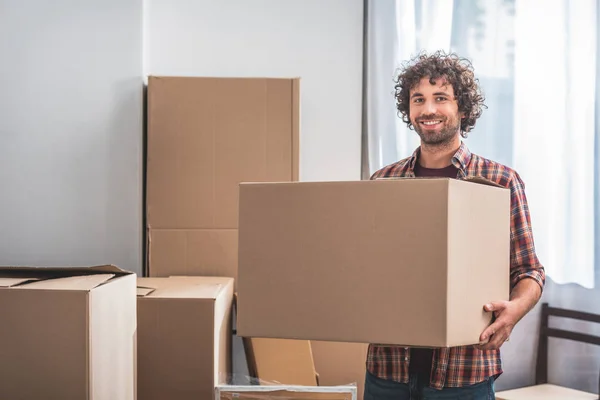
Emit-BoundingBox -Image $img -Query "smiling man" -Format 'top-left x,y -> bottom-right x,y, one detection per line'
364,51 -> 546,400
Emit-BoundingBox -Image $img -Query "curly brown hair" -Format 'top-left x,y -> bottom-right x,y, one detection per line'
394,50 -> 486,138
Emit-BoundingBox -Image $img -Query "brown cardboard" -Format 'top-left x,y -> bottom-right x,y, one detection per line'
0,265 -> 136,400
216,385 -> 357,400
145,76 -> 300,281
237,178 -> 511,347
495,384 -> 598,399
232,293 -> 319,387
244,337 -> 319,386
310,342 -> 368,400
137,276 -> 234,400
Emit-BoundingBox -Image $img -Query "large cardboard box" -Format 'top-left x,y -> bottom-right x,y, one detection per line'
137,276 -> 234,400
216,385 -> 357,400
237,177 -> 511,347
0,265 -> 136,400
145,76 -> 300,281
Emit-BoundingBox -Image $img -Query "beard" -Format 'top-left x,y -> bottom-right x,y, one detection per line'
413,114 -> 461,146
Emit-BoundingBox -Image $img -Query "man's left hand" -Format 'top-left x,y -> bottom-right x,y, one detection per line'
476,300 -> 519,351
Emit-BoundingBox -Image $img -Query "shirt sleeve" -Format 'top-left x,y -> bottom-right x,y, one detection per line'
508,172 -> 546,292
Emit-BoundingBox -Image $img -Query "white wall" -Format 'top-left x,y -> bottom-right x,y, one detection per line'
143,0 -> 364,182
0,1 -> 144,274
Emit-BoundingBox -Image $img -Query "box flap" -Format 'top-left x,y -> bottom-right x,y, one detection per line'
463,176 -> 505,188
0,277 -> 41,288
137,276 -> 231,299
374,176 -> 506,189
137,287 -> 156,296
16,274 -> 116,291
0,264 -> 132,276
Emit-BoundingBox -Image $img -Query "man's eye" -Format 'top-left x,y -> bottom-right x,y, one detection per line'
413,98 -> 423,103
436,97 -> 447,102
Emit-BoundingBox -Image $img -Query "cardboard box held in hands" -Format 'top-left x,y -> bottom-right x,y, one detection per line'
237,177 -> 511,348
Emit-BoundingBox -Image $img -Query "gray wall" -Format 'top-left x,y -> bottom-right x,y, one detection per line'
0,0 -> 144,274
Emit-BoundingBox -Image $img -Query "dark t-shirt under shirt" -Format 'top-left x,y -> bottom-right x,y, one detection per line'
410,162 -> 458,378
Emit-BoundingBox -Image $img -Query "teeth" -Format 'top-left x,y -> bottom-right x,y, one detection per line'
422,120 -> 441,125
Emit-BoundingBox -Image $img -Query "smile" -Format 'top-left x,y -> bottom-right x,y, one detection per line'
420,120 -> 442,126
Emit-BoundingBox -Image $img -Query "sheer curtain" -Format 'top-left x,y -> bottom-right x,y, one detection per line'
364,0 -> 598,289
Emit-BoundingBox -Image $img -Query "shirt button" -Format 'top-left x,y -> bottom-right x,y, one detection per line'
404,357 -> 408,361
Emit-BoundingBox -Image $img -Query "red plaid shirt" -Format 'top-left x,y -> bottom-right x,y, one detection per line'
366,142 -> 546,389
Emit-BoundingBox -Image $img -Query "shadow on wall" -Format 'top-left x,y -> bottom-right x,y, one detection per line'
107,77 -> 144,275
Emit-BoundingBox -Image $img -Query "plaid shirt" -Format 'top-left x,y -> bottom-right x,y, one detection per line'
366,142 -> 546,389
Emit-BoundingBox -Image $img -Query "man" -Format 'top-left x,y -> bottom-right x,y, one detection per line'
364,51 -> 546,400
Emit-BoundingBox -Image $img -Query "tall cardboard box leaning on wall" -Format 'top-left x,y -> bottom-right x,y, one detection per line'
237,176 -> 511,347
0,265 -> 136,400
145,76 -> 327,389
145,76 -> 300,283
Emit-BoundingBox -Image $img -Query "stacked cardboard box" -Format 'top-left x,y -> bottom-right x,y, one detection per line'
143,76 -> 362,399
137,276 -> 234,400
0,265 -> 137,400
145,75 -> 299,282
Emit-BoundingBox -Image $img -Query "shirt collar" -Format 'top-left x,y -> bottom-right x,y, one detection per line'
408,141 -> 472,172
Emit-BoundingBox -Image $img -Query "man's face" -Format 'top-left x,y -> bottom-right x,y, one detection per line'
409,77 -> 462,145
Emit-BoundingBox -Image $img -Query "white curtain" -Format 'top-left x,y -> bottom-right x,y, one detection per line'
364,0 -> 598,289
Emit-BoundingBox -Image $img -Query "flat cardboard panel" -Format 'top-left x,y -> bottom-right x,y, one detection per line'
237,179 -> 510,347
446,179 -> 511,346
137,277 -> 234,400
213,277 -> 234,387
244,338 -> 318,386
90,275 -> 137,400
146,76 -> 216,229
146,76 -> 299,279
138,298 -> 215,400
310,341 -> 368,400
0,290 -> 89,399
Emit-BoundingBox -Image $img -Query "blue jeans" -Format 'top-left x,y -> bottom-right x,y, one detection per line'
364,371 -> 496,400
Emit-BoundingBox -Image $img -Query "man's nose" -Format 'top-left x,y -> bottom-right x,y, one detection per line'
423,100 -> 437,114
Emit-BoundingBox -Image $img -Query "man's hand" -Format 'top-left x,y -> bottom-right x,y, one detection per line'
476,278 -> 543,351
476,301 -> 518,350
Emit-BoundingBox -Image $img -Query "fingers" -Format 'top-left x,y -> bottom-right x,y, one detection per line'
476,327 -> 511,351
484,300 -> 509,312
477,335 -> 506,350
480,321 -> 501,343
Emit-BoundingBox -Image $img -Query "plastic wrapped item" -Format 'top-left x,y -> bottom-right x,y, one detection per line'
215,384 -> 357,400
216,374 -> 357,400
